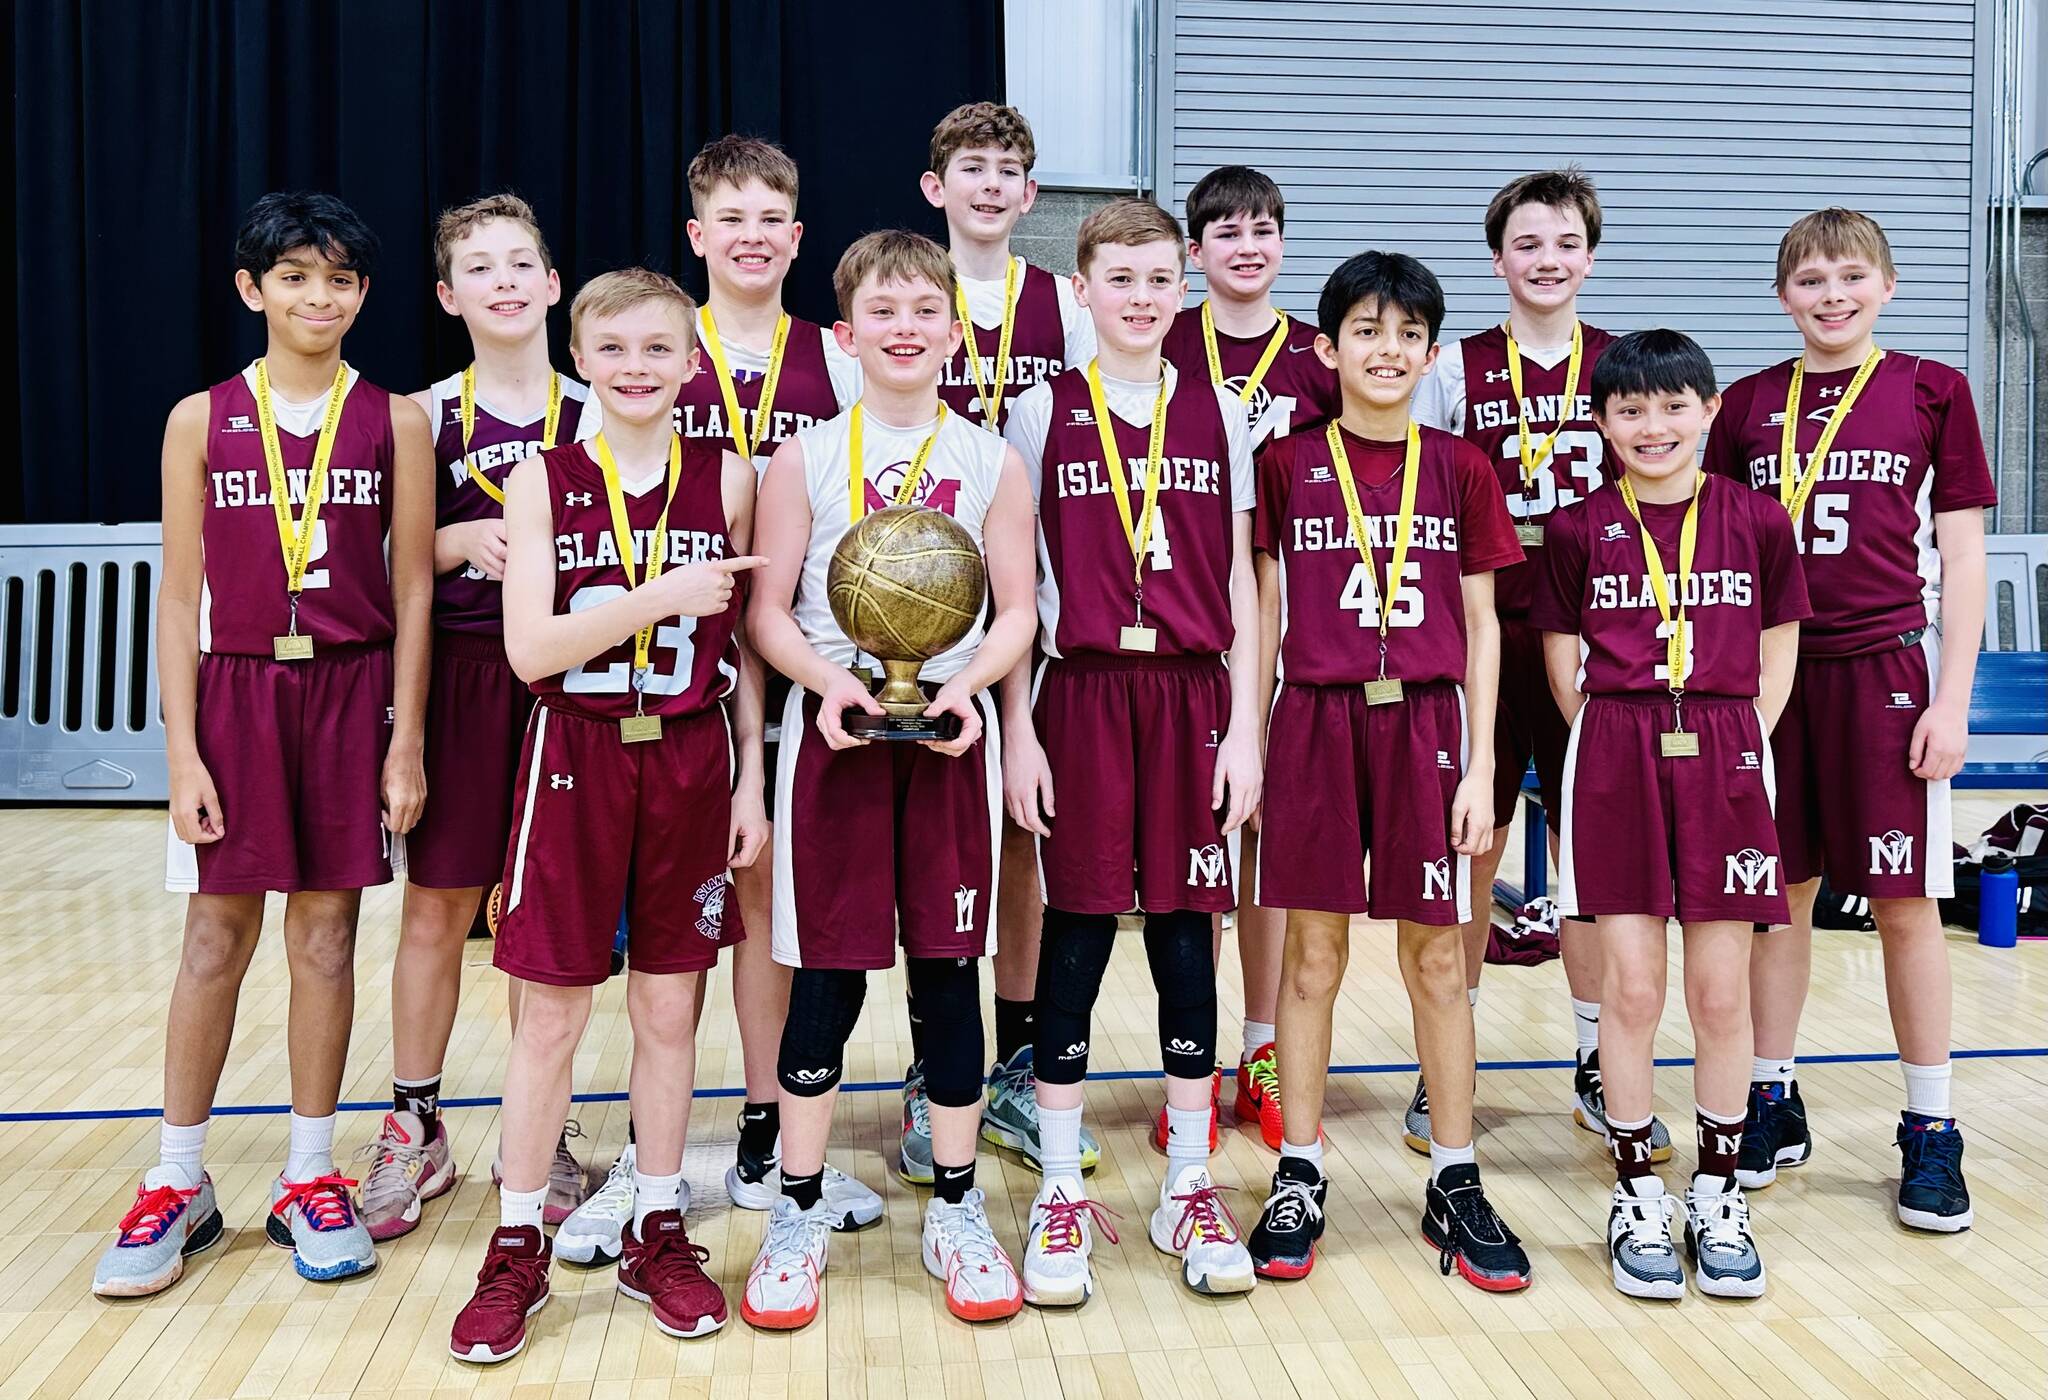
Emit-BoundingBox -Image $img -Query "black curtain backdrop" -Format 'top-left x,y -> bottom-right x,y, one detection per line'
4,0 -> 1003,525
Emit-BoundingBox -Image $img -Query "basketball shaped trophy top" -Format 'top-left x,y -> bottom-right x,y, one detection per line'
826,506 -> 988,736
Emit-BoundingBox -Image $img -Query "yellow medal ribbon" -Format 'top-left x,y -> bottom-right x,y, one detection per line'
700,307 -> 789,464
1087,360 -> 1171,601
1502,319 -> 1583,488
1202,301 -> 1290,405
955,257 -> 1018,424
254,358 -> 353,617
590,431 -> 685,686
846,401 -> 949,524
1617,472 -> 1704,694
460,365 -> 562,505
1778,346 -> 1884,525
1324,420 -> 1421,666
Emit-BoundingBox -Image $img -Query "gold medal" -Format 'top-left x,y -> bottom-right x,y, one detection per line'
460,365 -> 562,504
272,634 -> 315,661
1119,625 -> 1159,653
957,258 -> 1019,424
618,714 -> 663,744
1515,520 -> 1544,547
701,307 -> 789,464
254,359 -> 352,661
1660,730 -> 1700,758
1364,678 -> 1405,705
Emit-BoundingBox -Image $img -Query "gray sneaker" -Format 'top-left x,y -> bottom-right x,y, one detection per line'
1402,1074 -> 1431,1154
1572,1051 -> 1674,1161
1607,1181 -> 1684,1300
91,1170 -> 223,1297
979,1046 -> 1101,1174
1684,1175 -> 1766,1298
899,1061 -> 934,1185
355,1110 -> 456,1242
266,1173 -> 376,1281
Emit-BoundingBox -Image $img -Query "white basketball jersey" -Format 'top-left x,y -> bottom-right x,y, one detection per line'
790,406 -> 1006,684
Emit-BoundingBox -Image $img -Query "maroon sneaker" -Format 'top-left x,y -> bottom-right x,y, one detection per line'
617,1209 -> 727,1338
449,1225 -> 551,1363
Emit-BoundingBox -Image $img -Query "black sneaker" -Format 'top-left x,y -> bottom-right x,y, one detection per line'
1894,1112 -> 1972,1232
1248,1158 -> 1326,1279
1735,1080 -> 1813,1189
1422,1163 -> 1530,1292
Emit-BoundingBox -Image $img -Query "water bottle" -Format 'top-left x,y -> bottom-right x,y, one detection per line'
1977,855 -> 2020,948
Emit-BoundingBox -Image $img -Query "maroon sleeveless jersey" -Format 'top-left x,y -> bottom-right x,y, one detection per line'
1255,425 -> 1523,685
939,261 -> 1069,431
1457,322 -> 1619,619
201,365 -> 396,654
527,438 -> 740,720
1161,307 -> 1339,447
674,314 -> 842,456
429,373 -> 593,635
1702,352 -> 1996,657
1037,368 -> 1237,659
1528,477 -> 1810,698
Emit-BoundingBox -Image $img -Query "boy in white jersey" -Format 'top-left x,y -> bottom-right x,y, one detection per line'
741,231 -> 1038,1330
913,100 -> 1101,1183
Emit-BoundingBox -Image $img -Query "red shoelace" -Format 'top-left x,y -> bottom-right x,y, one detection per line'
118,1184 -> 199,1245
471,1241 -> 549,1308
640,1228 -> 716,1290
1037,1196 -> 1121,1255
271,1174 -> 360,1231
1168,1184 -> 1242,1251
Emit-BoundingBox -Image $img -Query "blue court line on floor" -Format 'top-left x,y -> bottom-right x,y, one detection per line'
5,1045 -> 2045,1124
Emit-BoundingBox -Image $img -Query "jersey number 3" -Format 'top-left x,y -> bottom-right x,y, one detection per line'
561,584 -> 699,695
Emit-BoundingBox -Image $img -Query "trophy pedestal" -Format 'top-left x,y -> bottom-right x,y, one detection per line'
841,659 -> 963,742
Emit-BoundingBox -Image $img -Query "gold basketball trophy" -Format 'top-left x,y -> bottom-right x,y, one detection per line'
827,506 -> 987,741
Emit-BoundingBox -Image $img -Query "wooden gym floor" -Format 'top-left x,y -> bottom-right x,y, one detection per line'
1,797 -> 2045,1399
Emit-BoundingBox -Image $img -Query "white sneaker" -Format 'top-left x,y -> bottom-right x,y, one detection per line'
1683,1175 -> 1766,1298
1608,1179 -> 1685,1300
741,1196 -> 832,1330
1148,1163 -> 1255,1296
555,1146 -> 691,1268
725,1154 -> 883,1232
1022,1176 -> 1117,1307
921,1188 -> 1024,1322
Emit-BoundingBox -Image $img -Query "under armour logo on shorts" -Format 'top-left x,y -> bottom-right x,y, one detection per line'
549,773 -> 574,790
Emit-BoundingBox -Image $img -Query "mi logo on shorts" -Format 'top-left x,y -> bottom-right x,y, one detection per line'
1187,844 -> 1228,888
1870,829 -> 1915,875
1484,368 -> 1512,384
565,491 -> 594,507
954,885 -> 979,934
549,773 -> 575,790
1723,847 -> 1779,896
693,875 -> 726,940
1422,856 -> 1453,902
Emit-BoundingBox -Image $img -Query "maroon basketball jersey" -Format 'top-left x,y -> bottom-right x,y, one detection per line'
1035,367 -> 1239,659
1703,352 -> 1995,657
200,364 -> 396,654
528,438 -> 741,720
1161,306 -> 1339,447
1457,322 -> 1619,619
674,313 -> 843,457
1255,425 -> 1523,685
429,372 -> 593,635
939,261 -> 1069,431
1529,476 -> 1811,698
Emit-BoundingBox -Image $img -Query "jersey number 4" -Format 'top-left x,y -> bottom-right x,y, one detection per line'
1339,560 -> 1423,628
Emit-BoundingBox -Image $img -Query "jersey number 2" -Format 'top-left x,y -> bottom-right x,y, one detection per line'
561,584 -> 698,695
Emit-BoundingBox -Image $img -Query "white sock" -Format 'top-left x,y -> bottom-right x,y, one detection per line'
1571,998 -> 1601,1060
1164,1103 -> 1210,1179
1467,986 -> 1480,1009
1240,1021 -> 1276,1064
1752,1055 -> 1795,1086
631,1167 -> 684,1232
284,1112 -> 336,1181
1429,1138 -> 1477,1183
1901,1059 -> 1952,1118
157,1118 -> 208,1190
1036,1102 -> 1083,1185
500,1184 -> 548,1230
1280,1137 -> 1324,1173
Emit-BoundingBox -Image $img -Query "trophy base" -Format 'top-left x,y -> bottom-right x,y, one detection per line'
842,709 -> 964,742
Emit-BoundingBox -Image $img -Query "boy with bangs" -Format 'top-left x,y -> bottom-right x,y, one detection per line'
1161,163 -> 1340,1155
361,193 -> 599,1246
742,230 -> 1039,1330
95,192 -> 433,1297
1705,209 -> 1994,1232
449,269 -> 767,1362
914,99 -> 1101,1189
1001,198 -> 1263,1305
1410,167 -> 1669,1162
1246,252 -> 1530,1291
1535,329 -> 1808,1299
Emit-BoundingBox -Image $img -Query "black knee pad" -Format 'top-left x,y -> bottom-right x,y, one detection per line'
1144,911 -> 1218,1081
905,957 -> 984,1107
777,967 -> 867,1097
1032,908 -> 1117,1085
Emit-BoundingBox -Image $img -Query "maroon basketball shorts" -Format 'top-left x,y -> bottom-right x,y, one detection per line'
494,701 -> 740,986
165,646 -> 396,895
1557,694 -> 1788,925
407,629 -> 535,890
1771,634 -> 1953,900
1034,654 -> 1235,917
771,686 -> 1001,970
1257,680 -> 1471,925
1490,618 -> 1570,831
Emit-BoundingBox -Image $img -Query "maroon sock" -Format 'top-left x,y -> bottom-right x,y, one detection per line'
1608,1115 -> 1658,1181
1695,1106 -> 1743,1181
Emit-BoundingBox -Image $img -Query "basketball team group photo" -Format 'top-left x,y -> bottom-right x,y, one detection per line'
2,2 -> 2045,1396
